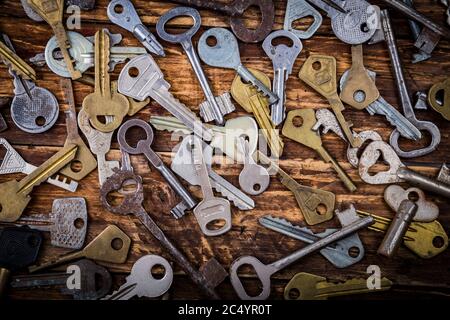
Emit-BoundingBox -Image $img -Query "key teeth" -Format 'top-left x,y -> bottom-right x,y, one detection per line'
170,203 -> 188,220
199,93 -> 236,123
212,183 -> 254,210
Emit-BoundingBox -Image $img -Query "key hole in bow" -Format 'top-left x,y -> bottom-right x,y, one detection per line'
206,219 -> 227,231
70,160 -> 83,173
235,263 -> 264,298
290,16 -> 315,33
106,179 -> 139,206
164,15 -> 195,34
367,150 -> 390,176
397,130 -> 432,152
124,125 -> 148,149
151,264 -> 166,280
433,236 -> 445,248
353,90 -> 366,103
287,287 -> 300,300
407,191 -> 420,203
111,237 -> 124,250
292,115 -> 304,127
35,116 -> 46,127
434,89 -> 445,107
316,204 -> 327,216
271,36 -> 294,48
241,5 -> 263,31
113,4 -> 124,14
348,246 -> 360,258
74,218 -> 85,230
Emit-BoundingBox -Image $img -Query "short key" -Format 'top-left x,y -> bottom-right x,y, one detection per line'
238,138 -> 270,196
284,0 -> 323,39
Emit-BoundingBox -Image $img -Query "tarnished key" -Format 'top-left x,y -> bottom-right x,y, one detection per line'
238,139 -> 270,196
282,109 -> 357,192
263,30 -> 302,126
428,77 -> 450,120
118,54 -> 213,141
198,28 -> 279,105
107,0 -> 165,56
284,0 -> 323,39
313,108 -> 354,142
257,151 -> 335,225
0,144 -> 78,222
346,130 -> 383,168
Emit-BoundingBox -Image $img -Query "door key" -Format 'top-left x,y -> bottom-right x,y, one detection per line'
238,139 -> 270,196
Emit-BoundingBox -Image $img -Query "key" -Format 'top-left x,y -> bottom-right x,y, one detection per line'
231,69 -> 284,158
156,7 -> 234,125
359,140 -> 450,199
263,30 -> 302,126
0,144 -> 78,222
346,130 -> 383,168
169,0 -> 275,43
284,272 -> 392,300
198,28 -> 279,105
299,55 -> 362,148
28,225 -> 131,273
60,79 -> 97,181
27,0 -> 82,80
100,151 -> 228,300
21,0 -> 96,22
312,108 -> 354,142
357,211 -> 449,259
0,226 -> 42,296
230,215 -> 374,300
282,109 -> 357,192
82,29 -> 129,132
284,0 -> 323,39
172,135 -> 255,210
0,38 -> 36,82
118,54 -> 213,142
238,139 -> 270,196
257,151 -> 335,225
102,255 -> 173,300
2,197 -> 87,250
107,0 -> 165,56
11,259 -> 111,300
428,77 -> 450,120
118,119 -> 197,219
0,97 -> 8,132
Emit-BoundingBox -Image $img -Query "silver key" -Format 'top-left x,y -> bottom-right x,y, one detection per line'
102,255 -> 173,300
0,138 -> 78,192
262,30 -> 302,126
312,108 -> 351,142
156,7 -> 233,125
346,130 -> 383,168
238,138 -> 270,196
107,0 -> 165,56
118,54 -> 213,142
197,27 -> 279,105
284,0 -> 323,39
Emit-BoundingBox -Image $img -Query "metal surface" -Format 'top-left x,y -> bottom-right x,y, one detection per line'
238,139 -> 270,195
284,0 -> 323,39
312,108 -> 351,142
402,0 -> 431,63
346,130 -> 383,168
0,38 -> 36,81
428,77 -> 450,120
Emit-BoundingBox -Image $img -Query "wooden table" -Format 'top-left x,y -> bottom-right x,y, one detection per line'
0,0 -> 449,300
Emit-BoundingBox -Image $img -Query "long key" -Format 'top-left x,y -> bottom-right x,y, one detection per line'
118,54 -> 213,142
107,0 -> 165,56
230,215 -> 374,300
238,139 -> 270,196
118,119 -> 197,219
102,255 -> 173,300
28,225 -> 131,273
257,151 -> 335,225
0,37 -> 36,81
282,109 -> 357,192
157,7 -> 232,125
263,30 -> 302,126
0,138 -> 78,192
198,28 -> 279,105
100,152 -> 228,299
284,0 -> 323,39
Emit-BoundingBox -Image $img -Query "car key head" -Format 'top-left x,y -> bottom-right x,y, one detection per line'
0,226 -> 42,270
156,6 -> 201,44
198,28 -> 241,70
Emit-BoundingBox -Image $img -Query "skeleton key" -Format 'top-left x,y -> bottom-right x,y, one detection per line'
299,55 -> 362,148
238,139 -> 270,196
28,224 -> 130,273
428,77 -> 450,120
282,109 -> 357,192
27,0 -> 81,80
284,0 -> 323,39
0,144 -> 78,222
263,30 -> 302,126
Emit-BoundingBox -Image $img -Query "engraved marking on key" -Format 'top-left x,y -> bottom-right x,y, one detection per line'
238,139 -> 270,195
428,77 -> 450,120
284,0 -> 323,39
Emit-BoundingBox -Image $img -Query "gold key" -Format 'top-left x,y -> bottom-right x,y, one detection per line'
357,210 -> 449,259
299,55 -> 362,148
0,144 -> 78,222
29,225 -> 131,273
257,151 -> 335,225
27,0 -> 81,80
231,68 -> 284,158
0,40 -> 36,81
59,78 -> 97,180
82,29 -> 129,132
284,272 -> 392,300
428,77 -> 450,121
111,81 -> 149,116
282,109 -> 357,192
340,45 -> 379,110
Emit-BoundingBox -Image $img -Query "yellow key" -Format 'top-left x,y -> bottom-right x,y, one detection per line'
0,40 -> 36,81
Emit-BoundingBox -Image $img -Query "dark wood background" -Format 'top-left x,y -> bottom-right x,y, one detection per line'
0,0 -> 449,300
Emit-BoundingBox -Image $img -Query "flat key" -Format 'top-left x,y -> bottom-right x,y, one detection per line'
346,130 -> 383,168
238,139 -> 270,196
0,38 -> 36,81
284,0 -> 323,39
428,77 -> 450,120
263,30 -> 302,126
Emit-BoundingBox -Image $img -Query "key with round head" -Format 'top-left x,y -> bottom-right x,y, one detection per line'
284,0 -> 323,40
238,139 -> 270,196
428,77 -> 450,121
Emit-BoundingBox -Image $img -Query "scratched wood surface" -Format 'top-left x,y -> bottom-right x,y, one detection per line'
0,0 -> 449,300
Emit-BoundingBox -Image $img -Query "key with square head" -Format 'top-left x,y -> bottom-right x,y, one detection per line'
28,224 -> 131,273
103,255 -> 173,300
263,30 -> 302,126
198,27 -> 278,105
118,119 -> 197,219
299,55 -> 362,148
428,77 -> 450,120
284,272 -> 392,300
284,0 -> 323,39
107,0 -> 165,56
100,153 -> 227,300
282,109 -> 357,192
238,139 -> 270,196
118,54 -> 213,142
230,215 -> 374,300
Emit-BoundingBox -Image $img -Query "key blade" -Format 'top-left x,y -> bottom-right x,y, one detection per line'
0,39 -> 36,81
259,215 -> 320,243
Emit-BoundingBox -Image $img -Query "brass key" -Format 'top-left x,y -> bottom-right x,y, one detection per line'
60,78 -> 97,180
428,77 -> 450,120
357,210 -> 449,259
340,45 -> 380,110
29,225 -> 131,273
27,0 -> 81,80
82,29 -> 129,132
282,109 -> 357,192
299,55 -> 362,148
231,68 -> 284,158
0,40 -> 36,81
0,144 -> 78,222
257,151 -> 335,225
